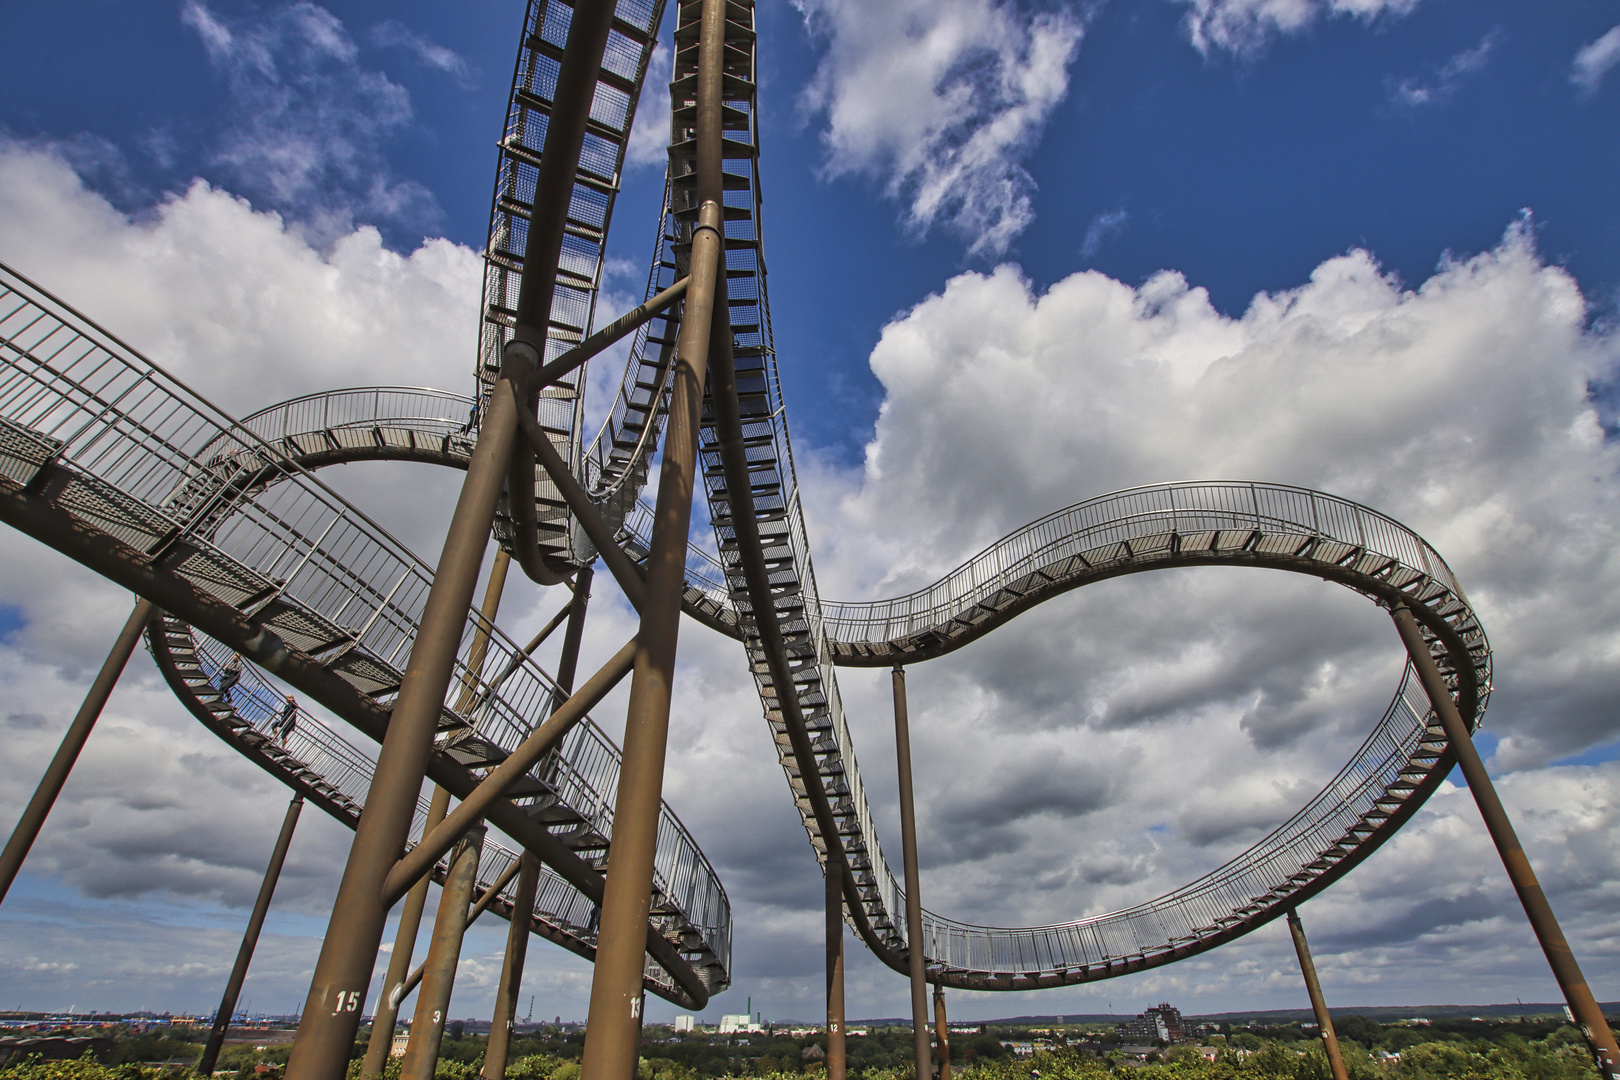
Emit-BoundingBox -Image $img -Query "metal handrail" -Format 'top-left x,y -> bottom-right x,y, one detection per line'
810,482 -> 1469,644
166,624 -> 612,963
0,262 -> 731,984
629,0 -> 1491,982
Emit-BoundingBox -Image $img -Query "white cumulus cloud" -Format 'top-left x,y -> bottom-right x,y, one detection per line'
792,0 -> 1085,257
4,138 -> 1620,1021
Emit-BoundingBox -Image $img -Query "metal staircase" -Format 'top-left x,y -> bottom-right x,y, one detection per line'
0,261 -> 730,1002
476,0 -> 673,569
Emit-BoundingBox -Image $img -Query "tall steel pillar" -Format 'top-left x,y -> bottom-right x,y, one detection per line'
366,547 -> 511,1076
576,0 -> 728,1065
826,861 -> 846,1080
361,784 -> 452,1077
398,824 -> 486,1080
199,793 -> 305,1076
891,665 -> 932,1080
484,569 -> 594,1080
0,597 -> 155,903
1392,603 -> 1620,1079
284,3 -> 615,1073
482,855 -> 540,1080
1284,908 -> 1348,1080
932,985 -> 951,1080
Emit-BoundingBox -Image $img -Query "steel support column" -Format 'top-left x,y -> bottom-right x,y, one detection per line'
482,855 -> 541,1080
399,824 -> 486,1080
362,785 -> 452,1077
392,858 -> 524,1007
933,986 -> 950,1080
284,2 -> 614,1071
574,0 -> 727,1050
484,570 -> 594,1080
1392,603 -> 1620,1079
1285,908 -> 1348,1080
0,597 -> 155,904
892,665 -> 932,1080
827,863 -> 846,1080
199,793 -> 305,1076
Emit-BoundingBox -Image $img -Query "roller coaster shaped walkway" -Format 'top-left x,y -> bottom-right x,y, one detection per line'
0,0 -> 1490,1012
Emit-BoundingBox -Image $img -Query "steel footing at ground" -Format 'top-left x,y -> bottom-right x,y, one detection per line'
2,0 -> 1616,1075
199,793 -> 305,1077
1285,908 -> 1348,1080
1393,605 -> 1620,1077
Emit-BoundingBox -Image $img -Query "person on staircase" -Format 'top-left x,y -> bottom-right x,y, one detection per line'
275,693 -> 298,744
216,652 -> 242,706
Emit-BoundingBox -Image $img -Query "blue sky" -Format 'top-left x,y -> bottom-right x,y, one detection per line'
4,0 -> 1620,1028
6,2 -> 1614,460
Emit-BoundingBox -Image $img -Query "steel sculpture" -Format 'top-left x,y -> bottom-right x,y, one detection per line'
1,0 -> 1617,1079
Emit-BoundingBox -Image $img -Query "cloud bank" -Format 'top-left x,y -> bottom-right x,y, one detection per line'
3,140 -> 1620,1022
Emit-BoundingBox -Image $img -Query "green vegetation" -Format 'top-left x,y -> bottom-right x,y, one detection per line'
0,1015 -> 1606,1080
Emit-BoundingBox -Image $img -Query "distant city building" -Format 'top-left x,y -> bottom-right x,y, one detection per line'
389,1033 -> 409,1058
1114,1003 -> 1190,1044
718,1014 -> 763,1034
674,1016 -> 696,1033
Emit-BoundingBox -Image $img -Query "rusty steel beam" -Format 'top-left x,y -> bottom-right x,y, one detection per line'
286,378 -> 513,1073
456,549 -> 513,710
0,597 -> 156,904
534,281 -> 689,394
827,865 -> 847,1080
485,575 -> 593,1080
933,985 -> 951,1080
892,666 -> 932,1080
199,794 -> 305,1077
518,402 -> 648,611
0,477 -> 708,1011
283,4 -> 619,1071
399,825 -> 486,1080
1392,602 -> 1620,1080
483,854 -> 541,1080
382,635 -> 637,904
575,10 -> 729,1057
393,856 -> 525,1007
575,207 -> 722,1080
468,575 -> 587,719
363,784 -> 451,1077
1285,908 -> 1348,1080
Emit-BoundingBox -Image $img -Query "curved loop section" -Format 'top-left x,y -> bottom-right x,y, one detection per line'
220,386 -> 738,634
147,613 -> 617,967
0,262 -> 730,1001
639,0 -> 1491,984
710,473 -> 1490,989
816,483 -> 1485,675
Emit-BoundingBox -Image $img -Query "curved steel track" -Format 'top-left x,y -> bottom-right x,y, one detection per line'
0,0 -> 1494,1000
491,0 -> 1494,990
0,263 -> 728,1007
